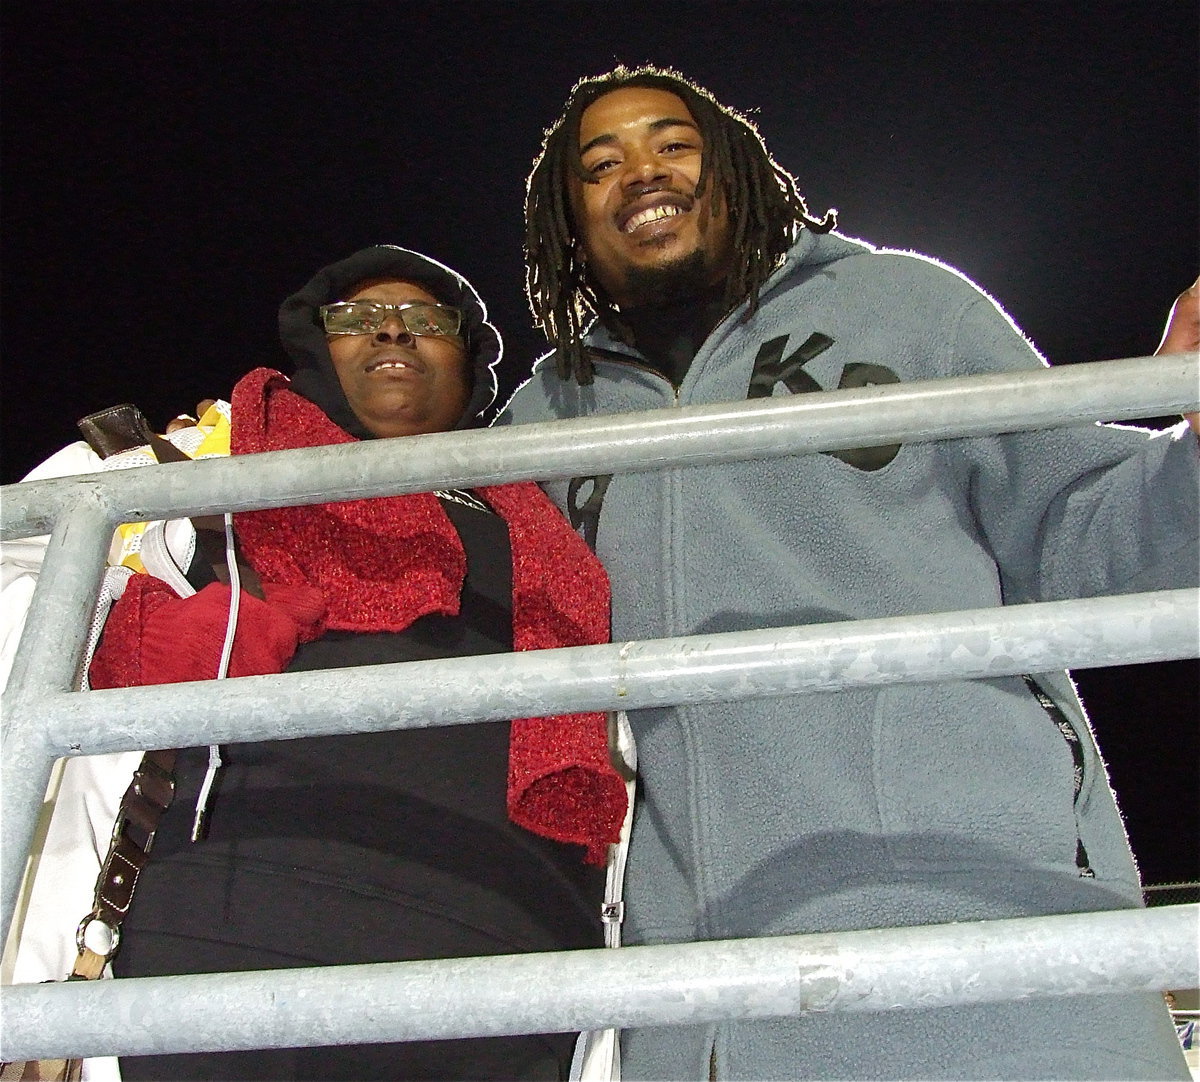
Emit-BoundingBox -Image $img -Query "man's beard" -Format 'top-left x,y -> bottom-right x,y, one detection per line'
620,249 -> 712,310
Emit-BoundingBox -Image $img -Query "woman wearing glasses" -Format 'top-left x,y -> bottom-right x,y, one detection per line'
16,246 -> 627,1081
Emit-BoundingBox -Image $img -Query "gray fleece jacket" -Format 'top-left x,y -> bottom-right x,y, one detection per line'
499,230 -> 1197,1079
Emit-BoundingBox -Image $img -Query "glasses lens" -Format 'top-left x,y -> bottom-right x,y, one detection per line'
321,302 -> 382,334
401,304 -> 462,337
321,301 -> 463,336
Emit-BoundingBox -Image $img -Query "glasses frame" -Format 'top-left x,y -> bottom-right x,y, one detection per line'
319,300 -> 464,338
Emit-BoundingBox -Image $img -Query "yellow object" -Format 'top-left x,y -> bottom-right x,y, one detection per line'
108,400 -> 232,572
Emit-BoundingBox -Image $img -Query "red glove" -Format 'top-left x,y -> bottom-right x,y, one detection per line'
90,576 -> 327,688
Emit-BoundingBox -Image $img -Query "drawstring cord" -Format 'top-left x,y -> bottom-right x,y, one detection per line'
190,513 -> 239,842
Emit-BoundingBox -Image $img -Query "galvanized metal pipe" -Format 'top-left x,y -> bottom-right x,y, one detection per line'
0,493 -> 113,949
2,356 -> 1195,1059
3,354 -> 1196,540
3,904 -> 1195,1061
26,587 -> 1199,755
1,491 -> 112,699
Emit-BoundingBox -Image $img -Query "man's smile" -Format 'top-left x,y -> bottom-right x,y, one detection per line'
617,190 -> 691,234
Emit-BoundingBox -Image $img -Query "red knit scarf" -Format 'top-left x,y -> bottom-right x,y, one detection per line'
231,368 -> 626,862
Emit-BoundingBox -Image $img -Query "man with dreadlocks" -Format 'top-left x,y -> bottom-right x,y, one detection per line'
500,65 -> 1198,1080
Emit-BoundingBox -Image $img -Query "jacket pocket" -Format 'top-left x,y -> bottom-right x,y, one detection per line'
872,678 -> 1081,873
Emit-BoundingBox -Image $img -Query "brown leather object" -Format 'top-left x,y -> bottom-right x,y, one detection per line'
76,403 -> 157,459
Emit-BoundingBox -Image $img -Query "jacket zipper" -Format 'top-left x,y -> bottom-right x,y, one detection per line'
584,346 -> 682,405
1022,676 -> 1095,877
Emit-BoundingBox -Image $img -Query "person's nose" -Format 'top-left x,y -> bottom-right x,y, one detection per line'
621,147 -> 670,189
373,316 -> 414,344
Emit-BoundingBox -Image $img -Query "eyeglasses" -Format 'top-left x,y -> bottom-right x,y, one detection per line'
319,300 -> 463,338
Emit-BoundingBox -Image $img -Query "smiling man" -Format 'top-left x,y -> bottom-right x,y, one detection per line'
501,65 -> 1199,1080
570,86 -> 733,311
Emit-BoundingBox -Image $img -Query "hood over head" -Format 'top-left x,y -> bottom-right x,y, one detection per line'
278,245 -> 502,438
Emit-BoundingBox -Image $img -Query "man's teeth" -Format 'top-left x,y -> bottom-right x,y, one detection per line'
623,204 -> 682,233
368,360 -> 411,372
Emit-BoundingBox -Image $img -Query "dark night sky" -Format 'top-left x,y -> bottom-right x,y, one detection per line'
2,2 -> 1196,884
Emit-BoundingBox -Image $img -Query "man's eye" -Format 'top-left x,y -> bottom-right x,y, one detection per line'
586,158 -> 618,175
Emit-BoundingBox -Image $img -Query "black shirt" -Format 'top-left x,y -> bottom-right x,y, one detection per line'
620,292 -> 729,388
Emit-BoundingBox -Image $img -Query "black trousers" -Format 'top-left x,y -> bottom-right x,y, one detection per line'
116,933 -> 577,1082
113,851 -> 590,1081
118,1034 -> 574,1081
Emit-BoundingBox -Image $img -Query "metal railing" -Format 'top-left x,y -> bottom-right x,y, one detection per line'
2,353 -> 1198,1062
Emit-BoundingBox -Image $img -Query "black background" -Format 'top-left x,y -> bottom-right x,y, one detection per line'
2,2 -> 1196,885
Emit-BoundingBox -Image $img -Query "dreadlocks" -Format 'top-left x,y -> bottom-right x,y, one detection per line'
525,65 -> 836,385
